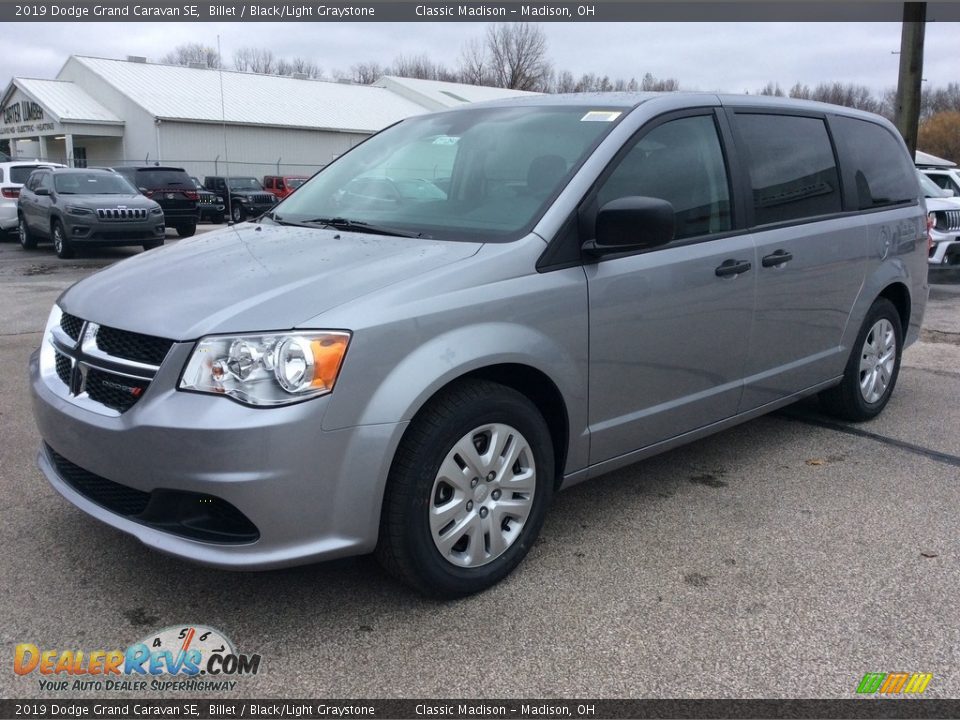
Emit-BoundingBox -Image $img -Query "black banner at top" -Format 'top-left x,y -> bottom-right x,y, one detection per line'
4,699 -> 960,720
4,1 -> 960,22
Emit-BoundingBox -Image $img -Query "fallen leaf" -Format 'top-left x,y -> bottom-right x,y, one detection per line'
806,459 -> 825,466
920,551 -> 939,559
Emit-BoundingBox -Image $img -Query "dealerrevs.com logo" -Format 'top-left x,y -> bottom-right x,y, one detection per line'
14,625 -> 261,692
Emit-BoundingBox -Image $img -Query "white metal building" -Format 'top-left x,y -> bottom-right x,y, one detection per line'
1,56 -> 533,178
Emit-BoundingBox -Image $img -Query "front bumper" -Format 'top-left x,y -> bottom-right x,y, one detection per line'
929,230 -> 960,266
62,214 -> 165,244
29,344 -> 407,569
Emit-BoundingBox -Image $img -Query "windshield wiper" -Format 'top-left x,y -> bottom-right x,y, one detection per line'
300,217 -> 422,238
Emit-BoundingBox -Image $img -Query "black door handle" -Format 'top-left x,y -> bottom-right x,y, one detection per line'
762,250 -> 794,267
715,259 -> 752,277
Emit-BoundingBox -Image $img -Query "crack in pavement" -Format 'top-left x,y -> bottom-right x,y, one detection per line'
779,410 -> 960,469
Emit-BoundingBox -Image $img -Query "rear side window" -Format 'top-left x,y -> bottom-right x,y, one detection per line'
134,169 -> 191,188
735,114 -> 841,226
10,165 -> 46,183
830,116 -> 916,209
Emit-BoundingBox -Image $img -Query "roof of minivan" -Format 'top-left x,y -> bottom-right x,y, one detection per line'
454,91 -> 893,122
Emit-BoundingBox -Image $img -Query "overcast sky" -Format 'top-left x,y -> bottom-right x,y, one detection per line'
5,21 -> 959,95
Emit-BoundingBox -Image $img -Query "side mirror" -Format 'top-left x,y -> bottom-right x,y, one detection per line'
583,196 -> 675,256
34,187 -> 50,196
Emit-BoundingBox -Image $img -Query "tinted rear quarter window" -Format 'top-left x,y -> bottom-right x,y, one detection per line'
135,170 -> 191,188
11,165 -> 45,183
735,113 -> 842,226
830,116 -> 916,209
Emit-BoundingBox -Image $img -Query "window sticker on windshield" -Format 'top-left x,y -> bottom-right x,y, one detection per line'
581,111 -> 622,122
432,136 -> 460,145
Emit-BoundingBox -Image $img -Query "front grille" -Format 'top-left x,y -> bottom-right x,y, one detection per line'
944,210 -> 960,232
249,193 -> 274,205
49,446 -> 151,516
96,326 -> 174,366
46,445 -> 260,544
55,352 -> 72,386
49,314 -> 174,414
60,313 -> 83,341
85,368 -> 148,413
96,208 -> 148,221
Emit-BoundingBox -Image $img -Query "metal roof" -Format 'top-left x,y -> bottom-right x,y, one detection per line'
373,76 -> 537,111
7,78 -> 121,124
70,56 -> 433,133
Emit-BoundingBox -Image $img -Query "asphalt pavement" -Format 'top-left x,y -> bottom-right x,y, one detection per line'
1,227 -> 958,700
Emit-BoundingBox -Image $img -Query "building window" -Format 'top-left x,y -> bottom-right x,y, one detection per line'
73,147 -> 87,168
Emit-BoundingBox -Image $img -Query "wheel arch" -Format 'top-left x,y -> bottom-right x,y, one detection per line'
878,281 -> 911,335
405,363 -> 571,491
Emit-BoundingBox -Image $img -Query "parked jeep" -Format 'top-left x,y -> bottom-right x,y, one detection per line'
190,176 -> 226,224
112,166 -> 200,237
17,168 -> 164,258
263,175 -> 308,200
204,176 -> 276,223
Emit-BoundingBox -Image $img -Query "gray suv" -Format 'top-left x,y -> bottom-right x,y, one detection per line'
18,168 -> 165,258
29,94 -> 928,596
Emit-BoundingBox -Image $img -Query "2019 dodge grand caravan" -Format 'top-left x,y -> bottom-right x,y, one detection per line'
30,94 -> 928,597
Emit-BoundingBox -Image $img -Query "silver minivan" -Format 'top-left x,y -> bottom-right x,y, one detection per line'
30,94 -> 928,596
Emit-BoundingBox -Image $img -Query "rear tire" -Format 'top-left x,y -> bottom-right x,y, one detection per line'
18,215 -> 36,250
52,220 -> 73,259
819,298 -> 902,422
175,223 -> 196,238
376,380 -> 554,598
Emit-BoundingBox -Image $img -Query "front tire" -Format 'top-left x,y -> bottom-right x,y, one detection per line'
52,220 -> 73,259
230,204 -> 244,223
376,380 -> 554,598
819,298 -> 903,422
175,223 -> 196,238
18,215 -> 36,250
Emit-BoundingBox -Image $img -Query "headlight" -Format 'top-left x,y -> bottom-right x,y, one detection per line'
65,205 -> 93,216
179,331 -> 350,406
930,211 -> 946,232
215,196 -> 223,203
150,206 -> 163,215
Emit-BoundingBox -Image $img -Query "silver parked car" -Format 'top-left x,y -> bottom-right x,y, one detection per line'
29,94 -> 928,596
18,168 -> 165,258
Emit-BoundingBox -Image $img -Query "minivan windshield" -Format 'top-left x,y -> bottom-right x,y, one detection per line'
274,105 -> 626,241
54,172 -> 137,195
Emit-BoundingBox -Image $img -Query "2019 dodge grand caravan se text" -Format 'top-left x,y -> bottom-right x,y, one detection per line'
30,94 -> 928,597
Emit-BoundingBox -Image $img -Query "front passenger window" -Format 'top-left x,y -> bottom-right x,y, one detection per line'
596,115 -> 732,241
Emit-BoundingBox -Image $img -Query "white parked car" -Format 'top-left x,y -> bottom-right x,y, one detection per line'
918,171 -> 960,266
919,166 -> 960,198
0,160 -> 66,235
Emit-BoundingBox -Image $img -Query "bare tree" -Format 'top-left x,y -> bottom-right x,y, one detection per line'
234,47 -> 276,74
484,23 -> 552,91
291,57 -> 322,79
919,110 -> 960,162
334,62 -> 386,84
759,81 -> 785,96
160,43 -> 220,68
457,37 -> 491,86
553,70 -> 576,94
391,54 -> 448,80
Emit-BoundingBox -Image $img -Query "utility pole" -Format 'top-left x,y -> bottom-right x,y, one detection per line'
894,2 -> 926,157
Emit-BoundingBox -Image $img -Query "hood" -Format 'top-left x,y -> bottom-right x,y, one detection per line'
59,222 -> 482,340
67,193 -> 156,206
926,195 -> 960,211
